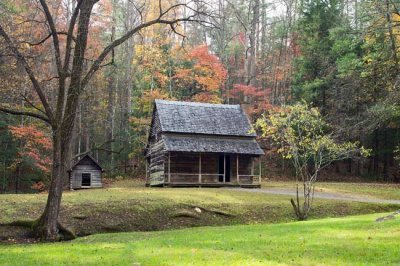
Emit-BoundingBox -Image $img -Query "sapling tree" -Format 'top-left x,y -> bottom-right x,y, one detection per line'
256,103 -> 369,220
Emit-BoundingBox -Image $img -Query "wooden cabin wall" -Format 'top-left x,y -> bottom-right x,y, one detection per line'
238,155 -> 253,175
201,155 -> 219,173
70,170 -> 102,189
149,109 -> 162,142
170,153 -> 199,173
169,153 -> 218,173
167,153 -> 254,183
231,156 -> 237,180
147,109 -> 166,186
149,139 -> 166,186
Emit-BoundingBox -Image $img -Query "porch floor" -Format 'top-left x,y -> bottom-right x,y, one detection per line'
163,182 -> 261,188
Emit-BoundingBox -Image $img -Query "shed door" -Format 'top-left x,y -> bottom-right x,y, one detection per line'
82,173 -> 91,186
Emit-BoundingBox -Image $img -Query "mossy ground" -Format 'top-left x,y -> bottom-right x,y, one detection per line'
0,180 -> 398,242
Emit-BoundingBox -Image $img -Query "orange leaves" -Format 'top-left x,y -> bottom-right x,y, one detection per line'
9,126 -> 52,150
174,45 -> 227,103
132,44 -> 227,105
188,45 -> 227,91
231,84 -> 264,98
9,125 -> 52,173
192,92 -> 222,104
138,89 -> 174,113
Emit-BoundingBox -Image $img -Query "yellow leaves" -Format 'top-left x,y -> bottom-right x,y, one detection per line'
255,103 -> 365,166
138,89 -> 174,114
360,146 -> 372,157
191,93 -> 222,104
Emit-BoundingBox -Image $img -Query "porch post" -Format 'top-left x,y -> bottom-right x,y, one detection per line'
236,154 -> 239,184
199,153 -> 202,184
251,158 -> 254,175
145,159 -> 148,185
251,157 -> 254,184
259,157 -> 262,183
168,152 -> 171,183
223,154 -> 226,183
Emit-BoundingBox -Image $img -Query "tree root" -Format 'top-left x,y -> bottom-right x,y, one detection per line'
1,220 -> 36,228
183,204 -> 235,217
57,222 -> 76,241
171,210 -> 200,219
1,219 -> 76,241
290,198 -> 307,221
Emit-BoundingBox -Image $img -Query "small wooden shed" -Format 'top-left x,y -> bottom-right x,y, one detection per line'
68,155 -> 103,189
145,100 -> 264,187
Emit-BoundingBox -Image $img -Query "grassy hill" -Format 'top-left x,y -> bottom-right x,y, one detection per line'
0,180 -> 398,240
0,213 -> 399,265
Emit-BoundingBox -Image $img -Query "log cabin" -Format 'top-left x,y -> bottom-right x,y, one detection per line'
68,154 -> 103,189
145,100 -> 264,187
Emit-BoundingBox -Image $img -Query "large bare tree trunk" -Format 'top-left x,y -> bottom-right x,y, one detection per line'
36,129 -> 67,240
0,0 -> 209,241
35,0 -> 96,241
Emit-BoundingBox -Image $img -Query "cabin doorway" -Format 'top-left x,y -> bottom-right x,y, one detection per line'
82,173 -> 91,186
218,155 -> 231,183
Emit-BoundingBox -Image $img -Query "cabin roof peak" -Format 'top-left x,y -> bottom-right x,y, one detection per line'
155,99 -> 241,109
154,99 -> 256,137
69,154 -> 103,172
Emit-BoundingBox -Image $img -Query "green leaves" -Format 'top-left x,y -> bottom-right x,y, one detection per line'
256,102 -> 369,220
256,102 -> 367,172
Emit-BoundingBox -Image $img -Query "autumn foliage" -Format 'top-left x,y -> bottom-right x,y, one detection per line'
174,45 -> 227,103
8,126 -> 52,175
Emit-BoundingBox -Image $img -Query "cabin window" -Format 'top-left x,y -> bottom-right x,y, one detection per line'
81,173 -> 91,186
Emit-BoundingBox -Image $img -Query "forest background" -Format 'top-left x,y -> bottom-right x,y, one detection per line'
1,0 -> 399,193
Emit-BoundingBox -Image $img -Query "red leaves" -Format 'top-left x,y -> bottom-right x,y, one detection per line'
188,45 -> 228,85
9,125 -> 52,173
31,181 -> 46,192
231,84 -> 265,98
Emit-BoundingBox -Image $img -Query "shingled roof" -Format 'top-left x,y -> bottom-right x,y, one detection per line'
163,134 -> 264,155
155,100 -> 256,137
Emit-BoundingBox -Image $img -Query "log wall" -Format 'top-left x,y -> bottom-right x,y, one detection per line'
148,139 -> 166,186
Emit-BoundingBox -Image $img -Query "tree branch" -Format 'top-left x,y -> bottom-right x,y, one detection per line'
20,32 -> 74,46
0,25 -> 54,123
63,0 -> 82,72
39,0 -> 62,75
82,14 -> 205,89
0,106 -> 50,124
20,94 -> 47,115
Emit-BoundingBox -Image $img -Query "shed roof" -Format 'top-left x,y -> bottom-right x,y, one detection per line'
69,154 -> 103,171
163,134 -> 264,155
155,100 -> 256,137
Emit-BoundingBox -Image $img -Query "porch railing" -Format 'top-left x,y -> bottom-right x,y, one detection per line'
238,175 -> 261,184
166,173 -> 260,185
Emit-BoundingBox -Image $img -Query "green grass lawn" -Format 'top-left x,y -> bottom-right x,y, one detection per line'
264,181 -> 400,200
1,180 -> 399,238
0,213 -> 399,265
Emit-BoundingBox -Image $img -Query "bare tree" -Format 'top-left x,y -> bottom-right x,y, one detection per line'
0,0 -> 213,241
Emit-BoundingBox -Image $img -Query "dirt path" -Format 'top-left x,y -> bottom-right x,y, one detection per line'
232,188 -> 400,205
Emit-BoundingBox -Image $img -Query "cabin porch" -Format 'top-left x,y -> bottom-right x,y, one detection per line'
163,152 -> 261,188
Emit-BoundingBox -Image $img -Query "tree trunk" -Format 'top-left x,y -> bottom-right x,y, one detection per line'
105,7 -> 116,169
247,0 -> 260,88
36,129 -> 65,241
105,71 -> 115,167
385,0 -> 399,69
35,0 -> 96,241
